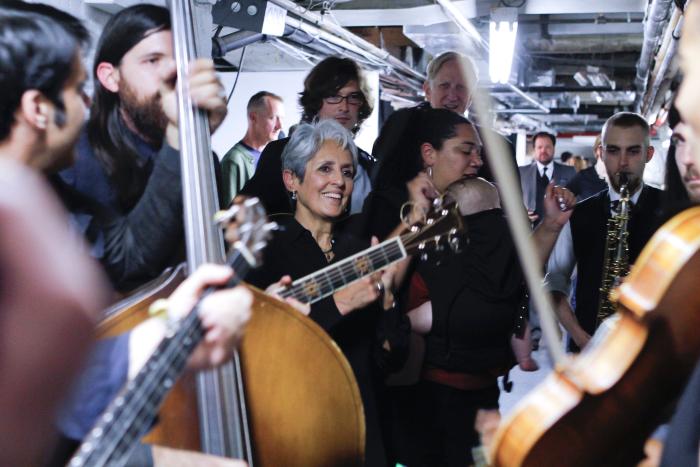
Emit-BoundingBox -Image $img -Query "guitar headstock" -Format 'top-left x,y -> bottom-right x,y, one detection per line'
216,197 -> 277,268
400,199 -> 464,260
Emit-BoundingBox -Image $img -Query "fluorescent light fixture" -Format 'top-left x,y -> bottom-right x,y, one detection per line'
489,8 -> 518,84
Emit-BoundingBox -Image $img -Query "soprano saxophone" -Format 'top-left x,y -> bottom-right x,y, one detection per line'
596,173 -> 631,326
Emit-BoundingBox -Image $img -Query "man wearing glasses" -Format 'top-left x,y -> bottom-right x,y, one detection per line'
240,56 -> 375,214
543,112 -> 663,351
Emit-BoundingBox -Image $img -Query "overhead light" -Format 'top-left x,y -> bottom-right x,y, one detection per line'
489,8 -> 518,84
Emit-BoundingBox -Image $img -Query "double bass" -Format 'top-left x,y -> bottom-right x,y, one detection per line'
144,1 -> 365,465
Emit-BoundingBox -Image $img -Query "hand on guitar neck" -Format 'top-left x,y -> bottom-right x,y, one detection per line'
266,236 -> 398,316
128,264 -> 252,379
159,58 -> 228,150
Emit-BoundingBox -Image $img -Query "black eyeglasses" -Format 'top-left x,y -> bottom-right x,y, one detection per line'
324,92 -> 364,106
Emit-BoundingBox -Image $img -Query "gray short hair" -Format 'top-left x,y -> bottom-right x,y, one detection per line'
281,119 -> 358,181
426,51 -> 478,84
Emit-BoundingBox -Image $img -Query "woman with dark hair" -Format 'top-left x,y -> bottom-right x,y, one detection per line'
245,119 -> 409,467
364,107 -> 573,465
240,56 -> 377,215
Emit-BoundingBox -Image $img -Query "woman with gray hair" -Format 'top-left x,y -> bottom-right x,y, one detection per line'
246,119 -> 410,467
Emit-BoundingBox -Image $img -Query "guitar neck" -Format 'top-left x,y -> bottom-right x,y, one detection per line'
278,237 -> 406,305
69,253 -> 247,467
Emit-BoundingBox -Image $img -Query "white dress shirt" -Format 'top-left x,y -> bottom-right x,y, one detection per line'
536,161 -> 554,179
544,181 -> 644,295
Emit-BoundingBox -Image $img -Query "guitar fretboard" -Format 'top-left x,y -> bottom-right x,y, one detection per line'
278,237 -> 406,304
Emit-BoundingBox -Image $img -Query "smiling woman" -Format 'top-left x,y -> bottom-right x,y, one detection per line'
281,119 -> 358,228
245,119 -> 411,467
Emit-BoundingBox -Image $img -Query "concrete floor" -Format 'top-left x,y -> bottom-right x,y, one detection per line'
499,340 -> 556,417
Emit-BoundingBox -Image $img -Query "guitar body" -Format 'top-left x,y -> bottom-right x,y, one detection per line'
97,264 -> 186,339
491,207 -> 700,466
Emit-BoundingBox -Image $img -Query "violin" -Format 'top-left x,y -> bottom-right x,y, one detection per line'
490,207 -> 700,466
447,51 -> 700,466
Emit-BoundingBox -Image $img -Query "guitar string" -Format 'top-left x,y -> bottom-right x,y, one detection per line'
280,244 -> 405,302
111,257 -> 249,462
279,241 -> 403,293
278,242 -> 405,301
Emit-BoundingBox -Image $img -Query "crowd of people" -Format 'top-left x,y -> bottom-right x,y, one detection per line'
2,0 -> 700,466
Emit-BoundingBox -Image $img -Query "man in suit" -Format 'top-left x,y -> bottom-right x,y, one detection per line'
519,132 -> 576,226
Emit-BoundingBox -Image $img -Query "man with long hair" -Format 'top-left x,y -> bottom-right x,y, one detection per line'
60,4 -> 227,291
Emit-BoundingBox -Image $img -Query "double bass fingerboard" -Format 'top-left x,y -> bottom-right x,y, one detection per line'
278,237 -> 406,304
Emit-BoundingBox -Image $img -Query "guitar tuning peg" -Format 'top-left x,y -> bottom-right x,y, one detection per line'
434,238 -> 444,252
449,235 -> 462,253
420,252 -> 428,261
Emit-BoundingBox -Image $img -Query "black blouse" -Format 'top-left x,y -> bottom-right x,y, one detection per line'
245,214 -> 410,466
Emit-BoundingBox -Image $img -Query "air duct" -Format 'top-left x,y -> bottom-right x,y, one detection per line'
634,0 -> 674,110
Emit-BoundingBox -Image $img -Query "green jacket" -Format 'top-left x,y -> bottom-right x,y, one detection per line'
221,141 -> 256,206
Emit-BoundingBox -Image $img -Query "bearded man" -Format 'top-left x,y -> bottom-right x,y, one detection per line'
60,4 -> 225,291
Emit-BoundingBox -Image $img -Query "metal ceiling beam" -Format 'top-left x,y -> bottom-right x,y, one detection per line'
634,0 -> 674,104
328,0 -> 479,27
487,85 -> 618,93
521,0 -> 646,14
266,0 -> 426,83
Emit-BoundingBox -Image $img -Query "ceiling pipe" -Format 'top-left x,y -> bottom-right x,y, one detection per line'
486,85 -> 618,93
266,0 -> 426,83
641,12 -> 683,117
506,83 -> 550,113
634,0 -> 674,111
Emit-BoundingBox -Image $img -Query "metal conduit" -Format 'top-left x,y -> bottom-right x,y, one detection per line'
634,0 -> 674,110
266,0 -> 426,82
